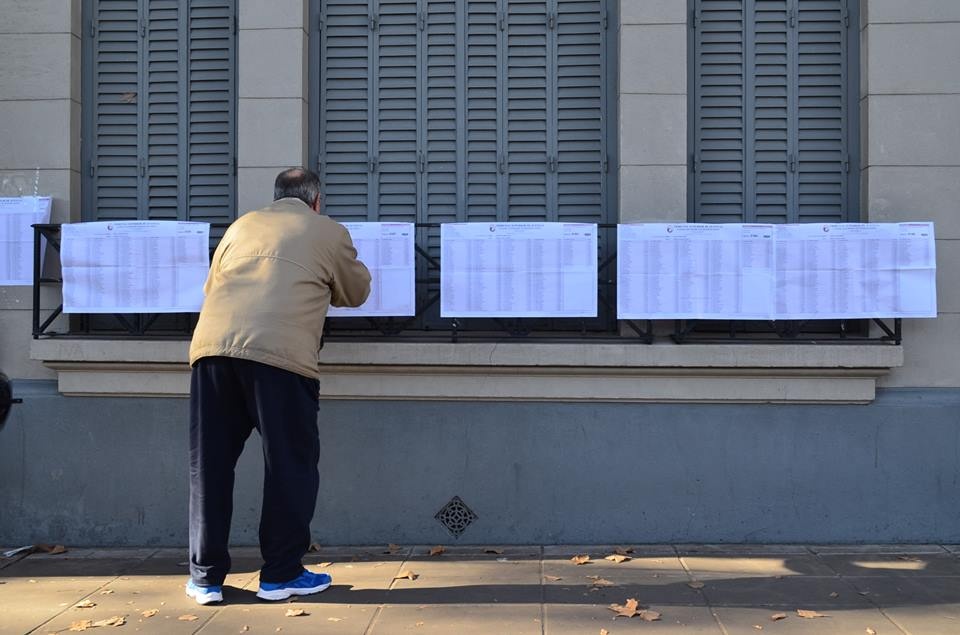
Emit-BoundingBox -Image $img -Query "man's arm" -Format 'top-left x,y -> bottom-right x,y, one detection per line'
329,226 -> 372,308
203,230 -> 232,296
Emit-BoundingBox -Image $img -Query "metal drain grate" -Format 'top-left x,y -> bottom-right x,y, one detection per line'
434,496 -> 478,538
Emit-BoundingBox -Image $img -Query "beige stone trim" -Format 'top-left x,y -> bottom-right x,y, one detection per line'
31,339 -> 902,403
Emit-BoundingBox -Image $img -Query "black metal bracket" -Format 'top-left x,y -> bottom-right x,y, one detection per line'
671,318 -> 902,344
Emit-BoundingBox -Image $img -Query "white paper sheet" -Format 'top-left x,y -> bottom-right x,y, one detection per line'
0,196 -> 52,285
61,221 -> 210,313
440,222 -> 597,318
617,223 -> 775,319
775,222 -> 937,318
327,222 -> 416,317
618,222 -> 937,320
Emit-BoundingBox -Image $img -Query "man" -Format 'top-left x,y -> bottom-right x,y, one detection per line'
186,168 -> 371,604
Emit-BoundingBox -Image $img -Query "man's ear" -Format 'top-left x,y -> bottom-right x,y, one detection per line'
312,194 -> 322,213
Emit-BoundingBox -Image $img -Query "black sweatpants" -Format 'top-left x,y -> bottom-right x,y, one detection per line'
189,356 -> 320,587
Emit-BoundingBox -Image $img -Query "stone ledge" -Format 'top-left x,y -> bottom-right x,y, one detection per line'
30,339 -> 903,403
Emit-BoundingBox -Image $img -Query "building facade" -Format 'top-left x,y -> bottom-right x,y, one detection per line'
1,0 -> 958,545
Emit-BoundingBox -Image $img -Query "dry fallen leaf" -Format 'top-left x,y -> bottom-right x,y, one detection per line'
796,609 -> 829,619
179,614 -> 200,621
308,542 -> 322,552
429,546 -> 445,556
415,622 -> 425,627
687,581 -> 705,589
866,629 -> 876,635
639,609 -> 662,622
285,608 -> 307,617
385,543 -> 402,554
484,548 -> 504,555
317,561 -> 333,568
99,589 -> 114,595
753,625 -> 763,630
120,92 -> 137,104
69,621 -> 93,632
770,613 -> 788,621
74,600 -> 97,609
605,554 -> 631,563
141,609 -> 159,618
613,546 -> 634,555
608,598 -> 640,618
544,575 -> 562,582
571,554 -> 591,565
34,543 -> 68,555
394,570 -> 418,581
600,629 -> 609,635
327,617 -> 343,622
241,627 -> 250,633
588,576 -> 615,587
91,616 -> 125,627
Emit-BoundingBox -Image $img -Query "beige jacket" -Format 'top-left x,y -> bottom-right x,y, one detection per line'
189,198 -> 371,379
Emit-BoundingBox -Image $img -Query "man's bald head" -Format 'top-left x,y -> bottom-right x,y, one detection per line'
274,168 -> 322,211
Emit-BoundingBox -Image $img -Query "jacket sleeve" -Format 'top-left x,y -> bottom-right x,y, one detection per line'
203,230 -> 232,296
329,225 -> 372,308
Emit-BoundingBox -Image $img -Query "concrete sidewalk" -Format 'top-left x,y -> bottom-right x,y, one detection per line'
3,545 -> 960,634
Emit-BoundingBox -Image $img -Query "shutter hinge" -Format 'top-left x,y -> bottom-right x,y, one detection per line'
789,7 -> 797,29
691,155 -> 699,173
88,163 -> 95,178
601,154 -> 609,173
417,151 -> 425,173
231,156 -> 237,176
498,153 -> 506,174
231,15 -> 238,35
547,11 -> 557,30
139,20 -> 146,38
369,15 -> 378,31
139,158 -> 146,178
318,15 -> 324,32
498,11 -> 506,31
418,11 -> 426,31
601,10 -> 609,30
316,152 -> 323,173
548,156 -> 558,173
788,153 -> 797,173
843,155 -> 850,173
691,9 -> 700,29
368,156 -> 378,172
842,7 -> 850,28
89,19 -> 97,38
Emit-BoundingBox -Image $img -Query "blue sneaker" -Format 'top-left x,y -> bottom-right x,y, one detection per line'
257,570 -> 332,601
185,579 -> 223,605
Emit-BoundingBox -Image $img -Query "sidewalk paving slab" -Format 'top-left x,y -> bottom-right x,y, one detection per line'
4,545 -> 960,634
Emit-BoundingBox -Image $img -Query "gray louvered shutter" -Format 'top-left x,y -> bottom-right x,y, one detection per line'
752,0 -> 790,223
319,0 -> 372,220
376,0 -> 419,221
145,0 -> 180,219
465,0 -> 500,221
84,0 -> 236,236
555,0 -> 606,223
87,0 -> 141,220
186,0 -> 237,241
796,0 -> 850,221
691,0 -> 856,223
506,0 -> 549,219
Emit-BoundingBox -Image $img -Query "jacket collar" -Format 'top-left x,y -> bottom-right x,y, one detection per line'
270,197 -> 316,215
